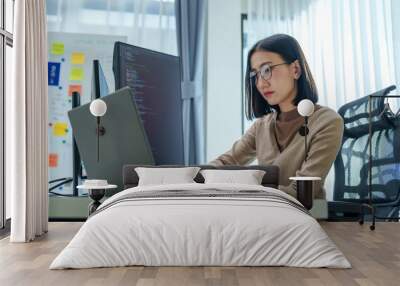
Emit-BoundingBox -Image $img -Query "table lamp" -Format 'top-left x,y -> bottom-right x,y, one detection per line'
289,99 -> 318,210
297,99 -> 315,162
89,99 -> 107,162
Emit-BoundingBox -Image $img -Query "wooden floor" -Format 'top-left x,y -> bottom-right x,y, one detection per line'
0,222 -> 399,286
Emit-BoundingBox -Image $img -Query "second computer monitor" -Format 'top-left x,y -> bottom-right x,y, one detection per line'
113,42 -> 184,165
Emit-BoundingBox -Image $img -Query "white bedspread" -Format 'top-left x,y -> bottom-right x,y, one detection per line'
50,183 -> 351,269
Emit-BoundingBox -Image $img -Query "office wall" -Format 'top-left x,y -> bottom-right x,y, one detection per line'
206,0 -> 243,162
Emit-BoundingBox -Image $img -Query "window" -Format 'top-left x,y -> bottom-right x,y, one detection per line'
46,0 -> 177,219
1,0 -> 14,231
5,0 -> 13,33
241,14 -> 253,134
5,44 -> 11,221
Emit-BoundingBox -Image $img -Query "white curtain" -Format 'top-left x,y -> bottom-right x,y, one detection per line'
9,0 -> 49,242
246,0 -> 400,108
246,0 -> 400,200
46,0 -> 177,55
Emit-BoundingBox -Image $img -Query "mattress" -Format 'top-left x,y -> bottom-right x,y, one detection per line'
50,183 -> 351,269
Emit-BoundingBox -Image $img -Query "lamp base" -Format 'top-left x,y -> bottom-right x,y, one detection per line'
88,188 -> 105,215
296,180 -> 313,210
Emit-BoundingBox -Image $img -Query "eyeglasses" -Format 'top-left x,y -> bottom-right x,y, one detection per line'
249,62 -> 289,83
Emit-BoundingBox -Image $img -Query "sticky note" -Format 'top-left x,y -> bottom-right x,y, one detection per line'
69,68 -> 84,81
48,62 -> 61,86
53,122 -> 68,136
68,85 -> 82,96
51,42 -> 64,55
49,153 -> 58,168
71,52 -> 85,65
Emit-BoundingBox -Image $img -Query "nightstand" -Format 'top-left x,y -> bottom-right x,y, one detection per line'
289,177 -> 321,210
77,184 -> 117,215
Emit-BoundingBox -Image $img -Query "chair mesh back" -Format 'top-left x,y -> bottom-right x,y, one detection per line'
334,85 -> 400,203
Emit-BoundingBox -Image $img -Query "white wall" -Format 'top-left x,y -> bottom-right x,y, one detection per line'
206,0 -> 243,162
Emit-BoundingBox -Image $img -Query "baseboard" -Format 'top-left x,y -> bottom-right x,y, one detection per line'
0,218 -> 11,239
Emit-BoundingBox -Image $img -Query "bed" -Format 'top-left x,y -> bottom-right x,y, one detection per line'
50,165 -> 351,269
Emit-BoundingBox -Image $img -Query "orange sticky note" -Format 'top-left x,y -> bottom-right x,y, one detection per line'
71,52 -> 85,65
68,85 -> 82,96
49,154 -> 58,168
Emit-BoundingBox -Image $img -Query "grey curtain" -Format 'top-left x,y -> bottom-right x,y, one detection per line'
175,0 -> 206,165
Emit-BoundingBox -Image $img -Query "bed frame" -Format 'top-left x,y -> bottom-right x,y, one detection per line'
122,165 -> 280,189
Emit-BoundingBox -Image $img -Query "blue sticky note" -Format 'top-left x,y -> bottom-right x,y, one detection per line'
48,62 -> 61,86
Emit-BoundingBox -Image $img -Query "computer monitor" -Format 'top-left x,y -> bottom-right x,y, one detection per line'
113,42 -> 184,165
69,59 -> 110,195
91,59 -> 110,100
68,87 -> 155,195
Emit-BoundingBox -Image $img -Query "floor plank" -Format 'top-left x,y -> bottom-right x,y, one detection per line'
0,222 -> 399,286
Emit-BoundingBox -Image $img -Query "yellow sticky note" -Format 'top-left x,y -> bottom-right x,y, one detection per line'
71,52 -> 85,65
69,68 -> 84,81
53,122 -> 68,137
51,42 -> 64,55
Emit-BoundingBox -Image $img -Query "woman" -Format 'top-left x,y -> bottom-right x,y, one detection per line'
209,34 -> 344,199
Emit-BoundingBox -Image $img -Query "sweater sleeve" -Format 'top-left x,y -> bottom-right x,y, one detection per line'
208,120 -> 259,166
279,115 -> 344,198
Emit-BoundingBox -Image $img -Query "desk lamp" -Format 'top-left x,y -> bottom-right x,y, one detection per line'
89,99 -> 107,162
289,99 -> 318,210
297,99 -> 315,162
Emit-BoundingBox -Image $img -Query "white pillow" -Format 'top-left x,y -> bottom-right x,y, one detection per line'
200,169 -> 266,185
135,167 -> 201,186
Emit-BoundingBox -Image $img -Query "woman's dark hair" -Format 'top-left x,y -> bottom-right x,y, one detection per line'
245,34 -> 318,119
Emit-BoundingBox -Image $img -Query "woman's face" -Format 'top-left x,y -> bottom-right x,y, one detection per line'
250,50 -> 301,111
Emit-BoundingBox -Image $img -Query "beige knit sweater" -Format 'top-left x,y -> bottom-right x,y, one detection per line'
209,106 -> 344,199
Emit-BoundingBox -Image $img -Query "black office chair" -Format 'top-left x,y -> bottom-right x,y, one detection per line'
330,85 -> 400,226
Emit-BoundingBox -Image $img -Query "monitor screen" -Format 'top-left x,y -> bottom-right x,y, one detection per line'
68,87 -> 155,194
113,42 -> 184,165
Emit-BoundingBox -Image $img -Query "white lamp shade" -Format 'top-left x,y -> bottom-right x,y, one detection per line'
297,99 -> 315,117
89,99 -> 107,117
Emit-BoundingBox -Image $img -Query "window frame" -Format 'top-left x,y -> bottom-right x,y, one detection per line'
241,13 -> 249,135
0,0 -> 14,231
